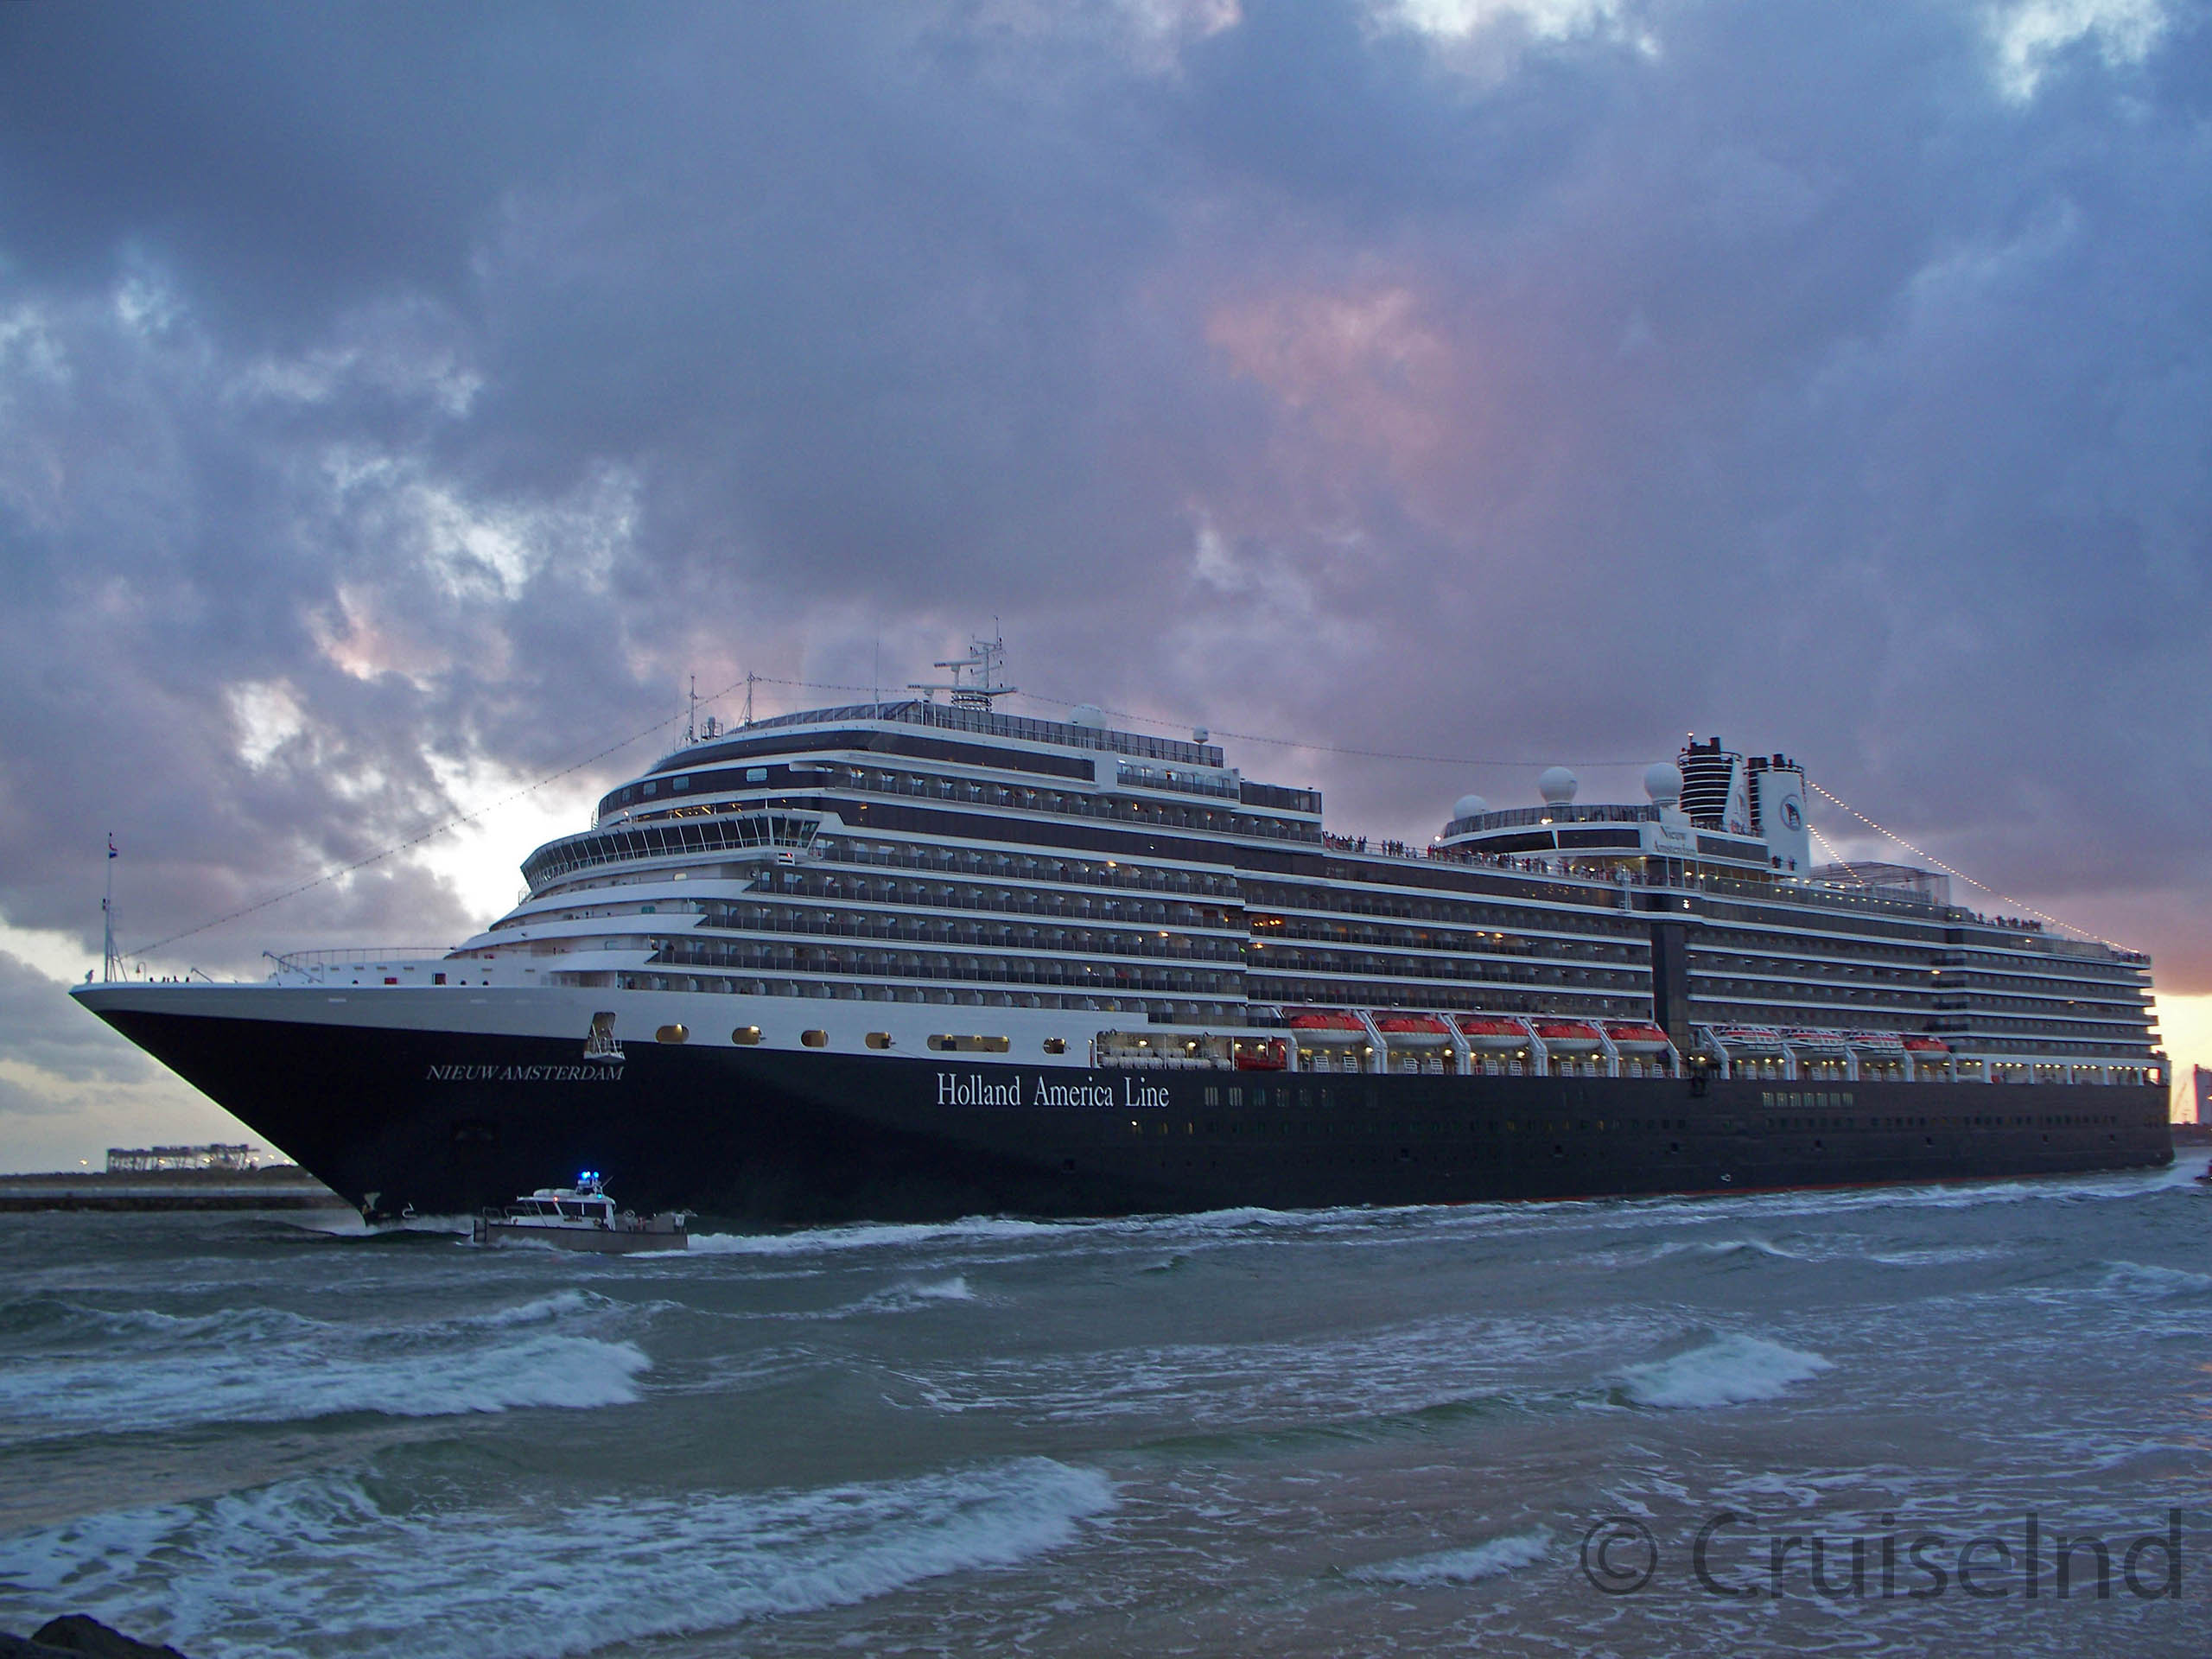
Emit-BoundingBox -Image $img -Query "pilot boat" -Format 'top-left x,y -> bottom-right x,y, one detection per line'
472,1172 -> 690,1252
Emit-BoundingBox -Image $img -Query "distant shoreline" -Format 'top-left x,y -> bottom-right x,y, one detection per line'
0,1168 -> 348,1211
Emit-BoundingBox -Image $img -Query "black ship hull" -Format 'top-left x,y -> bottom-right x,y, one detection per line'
86,1002 -> 2176,1225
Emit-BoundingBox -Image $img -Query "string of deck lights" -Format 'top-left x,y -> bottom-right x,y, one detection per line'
1805,780 -> 2129,951
118,667 -> 2136,962
122,683 -> 754,958
729,675 -> 1652,768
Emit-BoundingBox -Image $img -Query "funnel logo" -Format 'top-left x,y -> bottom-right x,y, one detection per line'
1783,799 -> 1802,830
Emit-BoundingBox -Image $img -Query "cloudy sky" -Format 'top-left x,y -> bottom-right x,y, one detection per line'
2,0 -> 2206,1163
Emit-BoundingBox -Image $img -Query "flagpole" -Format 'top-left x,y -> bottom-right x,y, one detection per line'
103,832 -> 118,983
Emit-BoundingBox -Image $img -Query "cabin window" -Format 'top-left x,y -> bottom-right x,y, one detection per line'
656,1024 -> 689,1044
642,780 -> 657,796
747,767 -> 767,782
731,1026 -> 763,1045
801,1029 -> 830,1047
926,1034 -> 1011,1053
866,1032 -> 894,1049
673,775 -> 690,791
433,973 -> 446,985
1043,1038 -> 1067,1054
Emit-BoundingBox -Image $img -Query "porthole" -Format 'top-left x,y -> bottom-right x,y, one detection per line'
801,1029 -> 829,1048
731,1026 -> 763,1046
866,1032 -> 894,1050
656,1024 -> 689,1045
1043,1038 -> 1068,1055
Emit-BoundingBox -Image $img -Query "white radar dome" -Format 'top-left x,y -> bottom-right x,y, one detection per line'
1069,703 -> 1106,729
1537,766 -> 1579,805
1643,761 -> 1683,807
1452,793 -> 1489,822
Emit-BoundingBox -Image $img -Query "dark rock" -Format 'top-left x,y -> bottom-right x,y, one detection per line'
26,1619 -> 188,1659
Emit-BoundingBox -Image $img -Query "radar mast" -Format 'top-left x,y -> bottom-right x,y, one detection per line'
909,633 -> 1016,712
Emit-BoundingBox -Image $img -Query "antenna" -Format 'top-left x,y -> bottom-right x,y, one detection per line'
907,632 -> 1016,711
102,832 -> 119,983
687,675 -> 698,746
742,671 -> 756,728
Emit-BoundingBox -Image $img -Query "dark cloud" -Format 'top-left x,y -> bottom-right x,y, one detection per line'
0,951 -> 146,1084
0,0 -> 2206,1021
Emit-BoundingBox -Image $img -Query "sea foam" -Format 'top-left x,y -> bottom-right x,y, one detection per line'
0,1332 -> 652,1429
0,1457 -> 1115,1659
1347,1529 -> 1549,1586
0,1292 -> 653,1432
690,1217 -> 1072,1257
1612,1333 -> 1833,1408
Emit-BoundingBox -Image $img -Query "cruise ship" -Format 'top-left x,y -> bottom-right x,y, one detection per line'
74,641 -> 2171,1223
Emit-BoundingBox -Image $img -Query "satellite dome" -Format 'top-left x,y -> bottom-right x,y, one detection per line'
1452,792 -> 1489,823
1643,761 -> 1683,807
1069,703 -> 1106,729
1537,766 -> 1579,805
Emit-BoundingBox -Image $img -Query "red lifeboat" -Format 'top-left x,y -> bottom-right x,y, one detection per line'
1373,1013 -> 1451,1037
1713,1027 -> 1787,1052
1902,1036 -> 1950,1053
1604,1021 -> 1673,1054
1456,1015 -> 1529,1051
1288,1009 -> 1364,1033
1534,1020 -> 1602,1053
1234,1037 -> 1288,1071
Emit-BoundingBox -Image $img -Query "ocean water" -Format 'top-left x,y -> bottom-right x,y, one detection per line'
2,1159 -> 2208,1657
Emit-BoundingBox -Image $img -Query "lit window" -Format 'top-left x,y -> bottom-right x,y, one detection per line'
656,1024 -> 689,1044
866,1032 -> 894,1049
731,1026 -> 763,1045
802,1029 -> 829,1047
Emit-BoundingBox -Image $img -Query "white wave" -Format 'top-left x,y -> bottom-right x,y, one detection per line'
1864,1243 -> 2014,1267
2100,1260 -> 2212,1296
1637,1236 -> 1803,1263
1347,1529 -> 1549,1585
0,1299 -> 324,1344
788,1276 -> 985,1322
1612,1333 -> 1832,1409
689,1217 -> 1074,1256
0,1458 -> 1114,1659
449,1288 -> 609,1328
0,1331 -> 650,1430
860,1275 -> 977,1311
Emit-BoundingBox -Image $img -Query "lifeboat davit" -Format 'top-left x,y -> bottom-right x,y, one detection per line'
1603,1021 -> 1673,1054
1783,1029 -> 1851,1052
1533,1020 -> 1603,1052
1456,1015 -> 1530,1051
1847,1031 -> 1906,1052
